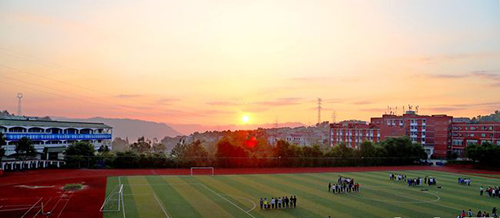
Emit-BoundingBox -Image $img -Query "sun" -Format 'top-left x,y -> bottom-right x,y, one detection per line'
242,114 -> 250,124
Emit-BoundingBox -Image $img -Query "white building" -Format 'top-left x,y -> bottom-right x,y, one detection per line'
0,118 -> 112,158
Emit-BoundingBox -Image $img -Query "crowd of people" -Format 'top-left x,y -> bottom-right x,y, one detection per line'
458,207 -> 497,218
480,186 -> 500,198
405,176 -> 437,187
259,196 -> 297,210
458,178 -> 471,186
328,175 -> 360,193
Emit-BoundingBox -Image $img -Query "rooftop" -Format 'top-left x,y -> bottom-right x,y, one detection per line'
0,118 -> 111,129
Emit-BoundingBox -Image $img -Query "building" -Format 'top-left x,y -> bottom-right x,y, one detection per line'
330,120 -> 381,148
451,121 -> 500,156
0,118 -> 112,159
370,111 -> 453,158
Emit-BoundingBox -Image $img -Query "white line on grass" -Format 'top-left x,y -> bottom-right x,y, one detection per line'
119,177 -> 126,218
153,194 -> 170,218
199,184 -> 256,218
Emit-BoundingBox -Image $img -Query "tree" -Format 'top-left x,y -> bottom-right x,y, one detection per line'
65,141 -> 96,168
130,137 -> 151,153
152,142 -> 166,154
216,138 -> 249,167
112,137 -> 129,152
15,137 -> 37,159
98,145 -> 110,153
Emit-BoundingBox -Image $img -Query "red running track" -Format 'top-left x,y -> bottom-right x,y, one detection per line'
0,165 -> 498,218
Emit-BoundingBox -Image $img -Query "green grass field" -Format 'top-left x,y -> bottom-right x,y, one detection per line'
102,170 -> 500,218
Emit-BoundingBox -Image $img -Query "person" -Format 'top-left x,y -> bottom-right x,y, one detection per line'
263,198 -> 268,210
480,186 -> 484,196
477,211 -> 482,217
493,207 -> 497,217
284,196 -> 289,208
271,197 -> 275,209
293,195 -> 297,208
278,197 -> 282,209
328,182 -> 332,192
260,198 -> 263,210
468,209 -> 473,217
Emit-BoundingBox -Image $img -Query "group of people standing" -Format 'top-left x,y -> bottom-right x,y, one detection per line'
458,207 -> 497,218
480,186 -> 500,198
458,178 -> 471,186
389,173 -> 407,181
328,175 -> 360,193
259,196 -> 297,210
405,176 -> 437,187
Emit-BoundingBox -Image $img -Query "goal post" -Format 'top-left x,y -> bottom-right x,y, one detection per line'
100,184 -> 123,212
190,167 -> 215,176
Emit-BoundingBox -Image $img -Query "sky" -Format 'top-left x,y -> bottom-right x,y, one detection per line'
0,0 -> 499,126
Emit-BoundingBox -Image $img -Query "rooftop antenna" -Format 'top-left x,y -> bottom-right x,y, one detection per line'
17,93 -> 23,116
416,105 -> 419,114
395,106 -> 398,115
317,98 -> 322,125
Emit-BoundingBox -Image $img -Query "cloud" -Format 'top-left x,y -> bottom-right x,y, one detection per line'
470,71 -> 500,81
417,52 -> 500,64
426,70 -> 500,86
427,74 -> 469,79
351,100 -> 372,105
254,98 -> 302,106
157,98 -> 180,104
114,94 -> 143,98
207,101 -> 240,106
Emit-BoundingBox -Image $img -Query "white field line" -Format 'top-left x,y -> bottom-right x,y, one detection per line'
118,176 -> 126,218
124,182 -> 201,187
199,184 -> 256,218
153,194 -> 170,218
100,184 -> 120,211
32,197 -> 53,218
48,191 -> 68,214
20,197 -> 42,218
221,194 -> 256,213
56,191 -> 75,218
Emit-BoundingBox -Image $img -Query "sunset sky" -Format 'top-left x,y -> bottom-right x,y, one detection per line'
1,0 -> 499,126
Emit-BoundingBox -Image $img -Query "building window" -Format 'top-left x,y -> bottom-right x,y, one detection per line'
481,133 -> 486,137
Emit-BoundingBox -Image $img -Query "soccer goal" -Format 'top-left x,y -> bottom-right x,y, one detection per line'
100,184 -> 123,212
190,167 -> 215,176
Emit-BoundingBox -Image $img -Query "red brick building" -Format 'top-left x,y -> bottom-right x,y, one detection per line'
329,120 -> 380,148
330,110 -> 500,159
369,111 -> 453,158
451,121 -> 500,156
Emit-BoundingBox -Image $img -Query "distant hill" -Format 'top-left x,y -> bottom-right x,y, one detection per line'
55,117 -> 183,141
168,122 -> 306,135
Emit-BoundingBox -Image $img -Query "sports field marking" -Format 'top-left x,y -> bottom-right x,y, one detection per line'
220,194 -> 256,213
56,190 -> 75,218
153,193 -> 170,218
20,197 -> 42,218
199,183 -> 256,218
32,197 -> 53,218
119,177 -> 126,218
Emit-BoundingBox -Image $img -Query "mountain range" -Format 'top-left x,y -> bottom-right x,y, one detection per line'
55,116 -> 305,141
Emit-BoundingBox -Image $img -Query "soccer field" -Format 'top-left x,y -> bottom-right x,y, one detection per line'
102,170 -> 500,218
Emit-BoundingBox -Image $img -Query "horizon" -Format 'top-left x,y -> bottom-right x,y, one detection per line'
1,0 -> 499,126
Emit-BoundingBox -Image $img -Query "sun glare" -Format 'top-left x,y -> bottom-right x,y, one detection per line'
242,114 -> 250,124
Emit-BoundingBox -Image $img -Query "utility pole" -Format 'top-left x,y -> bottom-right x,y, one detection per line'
17,93 -> 23,116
